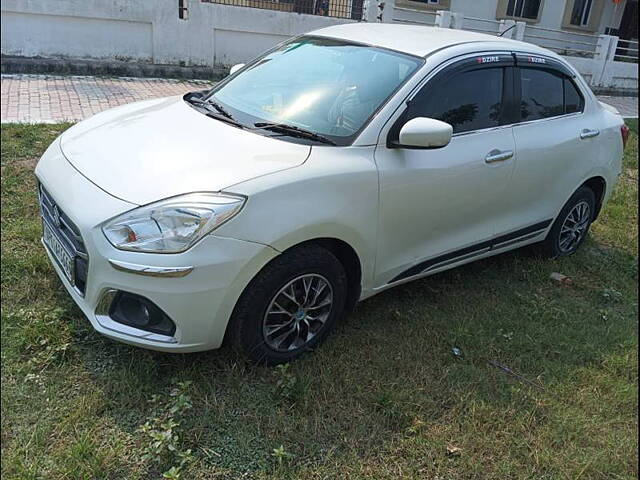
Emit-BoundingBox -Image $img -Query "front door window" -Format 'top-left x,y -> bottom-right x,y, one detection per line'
404,67 -> 505,134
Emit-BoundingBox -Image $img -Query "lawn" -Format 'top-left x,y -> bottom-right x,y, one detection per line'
1,121 -> 638,480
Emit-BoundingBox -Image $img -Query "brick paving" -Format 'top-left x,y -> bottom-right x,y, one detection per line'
0,73 -> 637,124
1,74 -> 214,124
596,95 -> 638,118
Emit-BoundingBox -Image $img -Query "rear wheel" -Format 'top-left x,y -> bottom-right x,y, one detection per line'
227,244 -> 347,365
541,186 -> 596,258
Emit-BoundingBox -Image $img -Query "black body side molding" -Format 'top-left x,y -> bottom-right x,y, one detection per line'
388,219 -> 552,284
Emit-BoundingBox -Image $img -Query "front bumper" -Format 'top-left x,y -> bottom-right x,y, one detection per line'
36,139 -> 279,352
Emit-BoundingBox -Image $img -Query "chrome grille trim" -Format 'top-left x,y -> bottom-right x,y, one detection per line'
39,187 -> 83,243
40,201 -> 86,257
38,184 -> 89,295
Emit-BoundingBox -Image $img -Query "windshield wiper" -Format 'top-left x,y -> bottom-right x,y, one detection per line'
187,97 -> 235,120
203,111 -> 246,129
253,122 -> 336,146
185,95 -> 336,144
185,94 -> 245,128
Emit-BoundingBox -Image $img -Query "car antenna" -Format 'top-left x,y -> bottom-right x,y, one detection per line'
498,24 -> 517,37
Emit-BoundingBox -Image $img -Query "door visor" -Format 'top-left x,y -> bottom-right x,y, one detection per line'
513,53 -> 576,77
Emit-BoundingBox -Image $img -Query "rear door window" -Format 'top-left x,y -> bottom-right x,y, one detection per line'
520,68 -> 564,120
519,67 -> 584,121
564,78 -> 584,114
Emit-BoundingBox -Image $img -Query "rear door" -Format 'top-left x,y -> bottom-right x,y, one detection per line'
495,54 -> 598,237
373,53 -> 518,286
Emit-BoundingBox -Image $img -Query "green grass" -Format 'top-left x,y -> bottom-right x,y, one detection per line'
1,121 -> 638,479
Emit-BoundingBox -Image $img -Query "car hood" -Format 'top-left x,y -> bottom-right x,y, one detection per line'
60,96 -> 311,205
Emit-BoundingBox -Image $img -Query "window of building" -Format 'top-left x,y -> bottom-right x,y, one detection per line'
562,0 -> 604,31
407,68 -> 504,134
401,0 -> 450,11
178,0 -> 188,19
570,0 -> 593,26
506,0 -> 542,19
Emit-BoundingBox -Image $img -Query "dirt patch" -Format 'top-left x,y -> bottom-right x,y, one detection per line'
14,157 -> 38,169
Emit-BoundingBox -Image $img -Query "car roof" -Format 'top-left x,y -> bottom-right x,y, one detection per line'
311,23 -> 550,58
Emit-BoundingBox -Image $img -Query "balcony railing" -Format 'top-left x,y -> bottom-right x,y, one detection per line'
615,38 -> 639,63
201,0 -> 365,20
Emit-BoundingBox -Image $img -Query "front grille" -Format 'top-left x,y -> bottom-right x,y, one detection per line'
39,184 -> 89,295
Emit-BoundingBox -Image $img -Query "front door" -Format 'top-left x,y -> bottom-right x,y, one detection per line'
374,55 -> 517,286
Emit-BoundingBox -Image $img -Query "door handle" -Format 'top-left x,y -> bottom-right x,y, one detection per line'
485,149 -> 514,164
580,129 -> 600,140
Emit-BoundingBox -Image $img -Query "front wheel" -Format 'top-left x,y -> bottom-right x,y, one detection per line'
226,244 -> 347,365
540,186 -> 596,258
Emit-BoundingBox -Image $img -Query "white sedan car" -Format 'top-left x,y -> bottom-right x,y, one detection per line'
36,23 -> 629,364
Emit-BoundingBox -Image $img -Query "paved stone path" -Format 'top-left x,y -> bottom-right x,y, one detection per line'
1,74 -> 214,124
1,73 -> 637,123
596,95 -> 638,118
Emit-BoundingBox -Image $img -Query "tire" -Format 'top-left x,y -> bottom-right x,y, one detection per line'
540,186 -> 596,258
226,244 -> 348,365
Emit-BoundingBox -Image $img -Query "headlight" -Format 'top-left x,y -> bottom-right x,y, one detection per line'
102,192 -> 245,253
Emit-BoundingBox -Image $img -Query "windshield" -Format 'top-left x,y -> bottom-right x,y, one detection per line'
203,36 -> 423,146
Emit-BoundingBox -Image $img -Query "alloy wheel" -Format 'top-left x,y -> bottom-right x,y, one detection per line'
262,274 -> 334,352
558,200 -> 591,253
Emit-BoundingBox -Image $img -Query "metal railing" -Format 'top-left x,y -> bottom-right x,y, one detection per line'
615,38 -> 639,63
462,16 -> 500,36
524,24 -> 600,58
201,0 -> 365,20
391,7 -> 436,26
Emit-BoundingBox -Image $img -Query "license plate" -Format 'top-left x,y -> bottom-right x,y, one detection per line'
43,222 -> 75,283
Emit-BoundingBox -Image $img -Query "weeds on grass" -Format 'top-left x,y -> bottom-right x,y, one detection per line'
137,381 -> 194,479
271,445 -> 295,466
1,122 -> 637,479
9,306 -> 74,372
272,364 -> 306,404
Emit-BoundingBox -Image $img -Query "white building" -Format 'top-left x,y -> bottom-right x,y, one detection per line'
394,0 -> 637,41
1,0 -> 637,91
384,0 -> 638,91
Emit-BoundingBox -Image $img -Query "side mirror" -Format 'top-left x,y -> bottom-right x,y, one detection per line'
395,117 -> 453,149
229,63 -> 245,75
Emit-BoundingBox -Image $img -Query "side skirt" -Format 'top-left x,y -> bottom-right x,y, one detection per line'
387,219 -> 552,284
